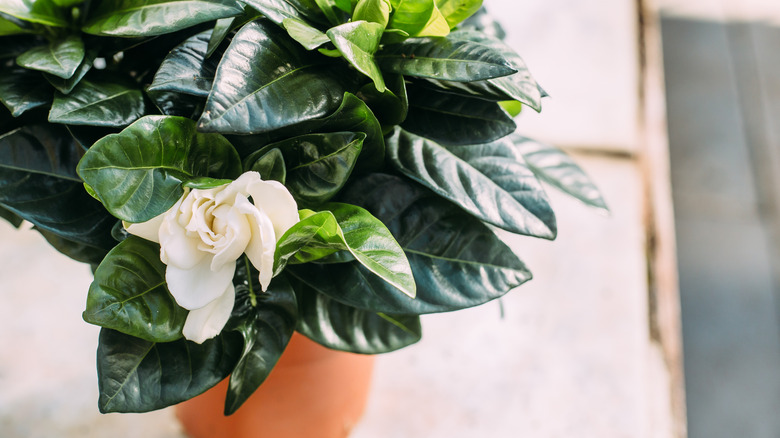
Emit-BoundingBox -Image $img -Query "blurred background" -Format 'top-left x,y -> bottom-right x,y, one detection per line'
3,0 -> 780,437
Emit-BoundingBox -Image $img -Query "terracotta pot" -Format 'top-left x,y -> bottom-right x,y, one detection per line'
175,333 -> 375,438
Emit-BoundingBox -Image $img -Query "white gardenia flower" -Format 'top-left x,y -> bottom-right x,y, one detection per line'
124,171 -> 299,344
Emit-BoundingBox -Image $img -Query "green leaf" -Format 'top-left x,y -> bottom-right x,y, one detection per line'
0,204 -> 23,227
294,283 -> 422,353
403,82 -> 515,145
435,0 -> 481,28
358,73 -> 407,127
455,5 -> 504,40
224,262 -> 298,415
247,147 -> 286,184
447,29 -> 542,111
77,115 -> 241,222
182,176 -> 232,189
96,328 -> 242,413
499,99 -> 522,117
0,13 -> 33,35
147,89 -> 205,118
0,124 -> 116,248
376,36 -> 516,82
51,0 -> 83,6
0,67 -> 52,117
148,29 -> 226,97
16,35 -> 85,79
239,0 -> 303,25
512,134 -> 608,212
82,0 -> 243,37
388,0 -> 448,37
353,0 -> 391,28
287,173 -> 531,314
84,236 -> 188,342
327,21 -> 385,92
313,0 -> 344,25
282,17 -> 329,50
49,77 -> 146,127
247,131 -> 364,208
198,19 -> 346,134
0,0 -> 68,27
44,49 -> 97,94
276,203 -> 416,298
387,129 -> 556,238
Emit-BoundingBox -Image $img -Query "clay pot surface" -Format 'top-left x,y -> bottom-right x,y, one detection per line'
176,333 -> 375,438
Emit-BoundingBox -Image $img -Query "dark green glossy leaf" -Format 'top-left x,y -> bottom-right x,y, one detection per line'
84,236 -> 188,342
358,73 -> 407,127
0,204 -> 22,227
289,173 -> 531,314
44,50 -> 97,94
447,29 -> 542,111
313,0 -> 345,25
387,129 -> 556,238
247,147 -> 286,183
0,124 -> 116,249
277,203 -> 416,298
403,82 -> 515,144
35,226 -> 111,265
353,0 -> 390,28
16,35 -> 85,79
239,0 -> 303,25
327,21 -> 385,91
376,35 -> 515,82
148,29 -> 226,97
65,125 -> 120,150
49,78 -> 146,127
294,282 -> 422,353
247,131 -> 364,208
512,134 -> 608,212
147,89 -> 205,118
77,115 -> 241,222
96,328 -> 242,413
282,18 -> 329,50
181,176 -> 232,189
224,262 -> 298,415
388,0 -> 449,37
198,19 -> 346,134
0,0 -> 68,27
0,67 -> 52,117
435,0 -> 481,28
83,0 -> 242,37
238,93 -> 385,171
207,18 -> 234,58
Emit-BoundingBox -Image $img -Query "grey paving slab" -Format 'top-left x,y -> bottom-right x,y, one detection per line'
662,15 -> 780,438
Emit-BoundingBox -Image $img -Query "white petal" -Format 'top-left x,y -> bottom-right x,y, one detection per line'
215,171 -> 262,206
166,255 -> 236,310
234,195 -> 276,290
210,203 -> 251,270
246,179 -> 299,239
123,213 -> 164,243
182,283 -> 235,344
159,212 -> 205,269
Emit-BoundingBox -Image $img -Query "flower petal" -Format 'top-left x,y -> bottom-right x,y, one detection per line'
159,210 -> 206,269
246,179 -> 299,239
210,202 -> 251,271
234,195 -> 276,291
166,255 -> 236,310
182,283 -> 235,344
123,213 -> 164,243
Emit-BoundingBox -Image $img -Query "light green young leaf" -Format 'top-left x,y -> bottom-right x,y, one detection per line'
327,21 -> 385,92
16,35 -> 85,79
275,203 -> 416,298
353,0 -> 391,28
283,17 -> 330,50
0,0 -> 68,27
435,0 -> 481,28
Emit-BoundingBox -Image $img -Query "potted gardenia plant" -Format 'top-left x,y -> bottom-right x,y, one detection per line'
0,0 -> 607,435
